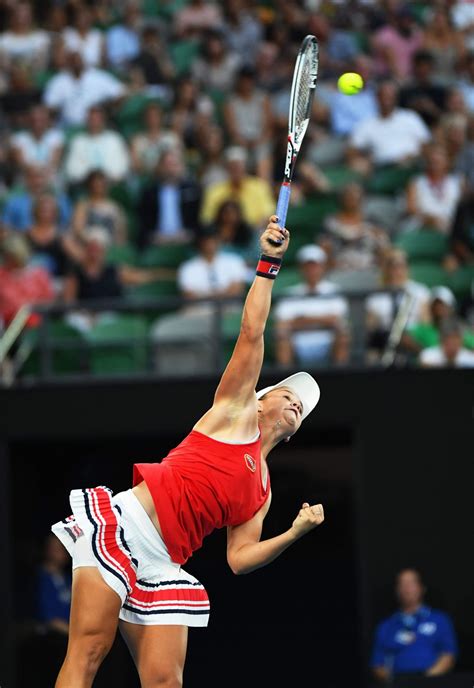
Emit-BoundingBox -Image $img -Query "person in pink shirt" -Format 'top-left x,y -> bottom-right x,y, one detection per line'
0,233 -> 54,327
372,6 -> 423,81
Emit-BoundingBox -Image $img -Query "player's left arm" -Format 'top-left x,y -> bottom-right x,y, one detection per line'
227,496 -> 324,575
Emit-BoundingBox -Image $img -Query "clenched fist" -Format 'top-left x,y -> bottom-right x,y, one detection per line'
290,502 -> 324,538
260,215 -> 290,259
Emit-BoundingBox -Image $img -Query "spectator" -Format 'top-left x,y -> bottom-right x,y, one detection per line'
0,233 -> 54,327
43,50 -> 126,127
349,81 -> 431,169
174,0 -> 223,39
2,166 -> 72,233
201,146 -> 274,227
207,199 -> 256,260
64,106 -> 130,184
71,170 -> 127,246
138,149 -> 201,247
64,227 -> 170,308
371,568 -> 457,682
224,65 -> 273,180
62,4 -> 104,68
130,24 -> 174,89
221,0 -> 262,64
399,50 -> 447,128
275,245 -> 349,367
151,226 -> 247,374
26,195 -> 74,290
196,124 -> 228,189
106,1 -> 141,70
371,6 -> 423,81
457,52 -> 474,114
404,144 -> 463,234
37,534 -> 71,634
448,196 -> 474,268
420,317 -> 474,367
320,182 -> 390,273
421,7 -> 466,85
0,2 -> 50,72
402,286 -> 474,358
170,75 -> 214,151
10,105 -> 65,183
191,29 -> 241,94
0,63 -> 41,129
130,102 -> 181,176
366,249 -> 431,357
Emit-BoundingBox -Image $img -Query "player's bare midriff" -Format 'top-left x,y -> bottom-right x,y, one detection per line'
132,481 -> 165,540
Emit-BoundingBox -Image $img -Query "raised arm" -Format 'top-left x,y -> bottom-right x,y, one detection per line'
193,216 -> 289,439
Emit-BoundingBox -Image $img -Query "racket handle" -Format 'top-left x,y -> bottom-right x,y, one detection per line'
275,182 -> 291,229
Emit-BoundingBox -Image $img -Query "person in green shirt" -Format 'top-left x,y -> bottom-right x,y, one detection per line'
402,285 -> 474,357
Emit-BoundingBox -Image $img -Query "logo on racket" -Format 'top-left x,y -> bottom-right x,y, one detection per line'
244,454 -> 256,473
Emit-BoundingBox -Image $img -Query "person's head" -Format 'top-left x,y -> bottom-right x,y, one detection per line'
156,149 -> 185,182
174,74 -> 198,108
202,29 -> 226,61
10,2 -> 33,32
215,200 -> 243,228
395,5 -> 416,37
413,50 -> 435,83
224,147 -> 247,184
340,182 -> 364,213
50,36 -> 68,71
72,3 -> 93,33
427,7 -> 453,34
25,166 -> 47,194
235,65 -> 257,97
86,169 -> 108,198
442,114 -> 467,150
424,144 -> 449,177
445,87 -> 467,115
256,372 -> 320,444
440,318 -> 464,361
195,227 -> 221,263
430,286 -> 456,323
124,1 -> 141,27
377,81 -> 399,117
32,194 -> 58,226
29,105 -> 50,137
83,226 -> 110,264
0,233 -> 31,269
43,534 -> 69,569
67,50 -> 85,77
143,101 -> 162,131
382,248 -> 408,287
396,569 -> 425,611
86,106 -> 106,135
296,245 -> 327,287
200,124 -> 224,158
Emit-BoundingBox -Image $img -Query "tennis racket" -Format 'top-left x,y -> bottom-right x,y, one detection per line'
275,34 -> 319,231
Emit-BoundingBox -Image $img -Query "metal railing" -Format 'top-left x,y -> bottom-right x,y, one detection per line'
0,289 -> 404,385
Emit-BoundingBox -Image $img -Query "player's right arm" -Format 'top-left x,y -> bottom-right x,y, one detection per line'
194,216 -> 289,439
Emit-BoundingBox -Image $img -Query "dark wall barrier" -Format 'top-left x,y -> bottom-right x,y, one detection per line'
1,369 -> 473,687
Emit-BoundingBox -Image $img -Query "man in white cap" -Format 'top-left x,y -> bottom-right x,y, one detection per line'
275,244 -> 350,366
51,216 -> 324,688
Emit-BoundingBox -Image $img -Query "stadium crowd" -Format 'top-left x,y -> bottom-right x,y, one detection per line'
1,0 -> 474,376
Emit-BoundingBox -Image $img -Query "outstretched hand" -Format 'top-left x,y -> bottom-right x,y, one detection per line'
260,215 -> 290,259
291,502 -> 325,538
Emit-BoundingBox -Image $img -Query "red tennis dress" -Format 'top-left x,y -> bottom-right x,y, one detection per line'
133,430 -> 270,564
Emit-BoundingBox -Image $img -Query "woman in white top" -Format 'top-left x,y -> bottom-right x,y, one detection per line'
62,5 -> 104,68
0,2 -> 50,71
131,102 -> 181,176
405,144 -> 463,234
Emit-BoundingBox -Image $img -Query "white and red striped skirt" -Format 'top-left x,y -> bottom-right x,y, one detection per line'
51,486 -> 210,627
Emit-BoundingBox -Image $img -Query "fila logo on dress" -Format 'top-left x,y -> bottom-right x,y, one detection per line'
244,454 -> 256,473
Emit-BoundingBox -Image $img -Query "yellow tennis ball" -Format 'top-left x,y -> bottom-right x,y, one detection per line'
338,72 -> 364,95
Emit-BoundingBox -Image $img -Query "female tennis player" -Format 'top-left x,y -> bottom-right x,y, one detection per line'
52,215 -> 324,688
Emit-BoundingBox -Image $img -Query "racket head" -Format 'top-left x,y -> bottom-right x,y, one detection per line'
284,35 -> 319,181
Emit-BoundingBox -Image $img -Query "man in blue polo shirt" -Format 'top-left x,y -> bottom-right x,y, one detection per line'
371,568 -> 457,683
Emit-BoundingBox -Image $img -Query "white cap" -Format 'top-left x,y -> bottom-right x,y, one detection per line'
296,245 -> 327,264
256,372 -> 320,421
431,285 -> 456,307
224,146 -> 247,163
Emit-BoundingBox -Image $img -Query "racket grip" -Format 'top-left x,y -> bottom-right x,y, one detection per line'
275,183 -> 291,229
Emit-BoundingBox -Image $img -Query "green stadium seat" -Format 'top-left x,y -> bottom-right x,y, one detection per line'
170,40 -> 200,75
125,280 -> 179,301
409,261 -> 449,288
367,165 -> 417,194
85,315 -> 149,375
395,231 -> 449,262
21,320 -> 85,377
106,244 -> 138,266
323,166 -> 363,191
447,266 -> 474,300
140,244 -> 193,268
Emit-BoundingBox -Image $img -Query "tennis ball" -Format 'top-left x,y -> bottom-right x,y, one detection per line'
337,72 -> 364,95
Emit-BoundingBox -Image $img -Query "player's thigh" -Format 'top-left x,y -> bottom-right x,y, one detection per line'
68,566 -> 122,643
119,621 -> 188,686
